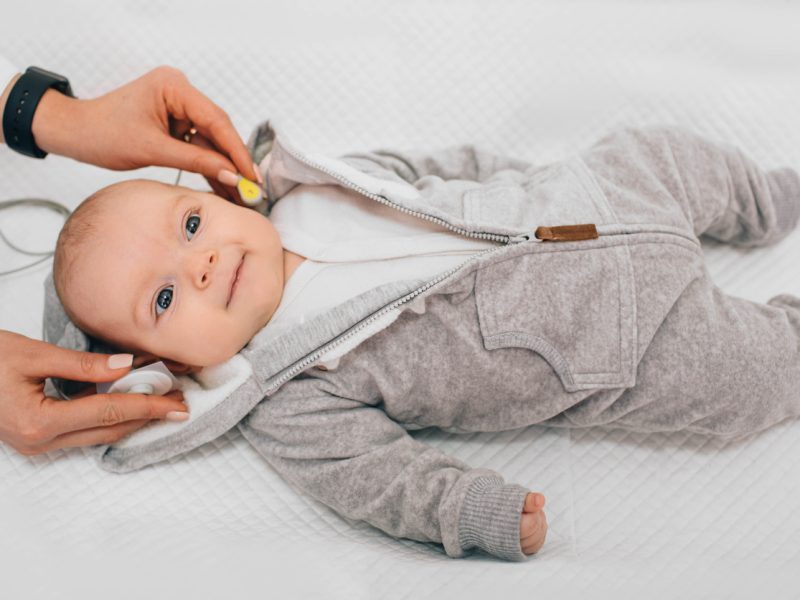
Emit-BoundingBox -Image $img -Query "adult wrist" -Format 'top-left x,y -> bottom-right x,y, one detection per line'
30,88 -> 83,157
2,66 -> 74,158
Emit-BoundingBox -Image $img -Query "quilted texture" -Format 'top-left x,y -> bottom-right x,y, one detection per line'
1,1 -> 799,598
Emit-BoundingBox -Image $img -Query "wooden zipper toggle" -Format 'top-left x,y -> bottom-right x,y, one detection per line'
534,223 -> 598,242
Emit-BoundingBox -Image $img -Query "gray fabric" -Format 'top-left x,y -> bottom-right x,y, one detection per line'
43,123 -> 800,562
458,477 -> 531,561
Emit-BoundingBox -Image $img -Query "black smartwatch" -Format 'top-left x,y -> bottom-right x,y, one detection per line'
2,66 -> 74,158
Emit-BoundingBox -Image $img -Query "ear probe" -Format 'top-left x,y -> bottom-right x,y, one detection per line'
96,361 -> 179,396
174,126 -> 265,206
236,175 -> 264,206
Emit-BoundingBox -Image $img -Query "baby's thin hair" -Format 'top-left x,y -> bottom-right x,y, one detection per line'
53,186 -> 116,328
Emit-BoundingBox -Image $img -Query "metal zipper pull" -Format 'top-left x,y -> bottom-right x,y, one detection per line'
534,223 -> 598,242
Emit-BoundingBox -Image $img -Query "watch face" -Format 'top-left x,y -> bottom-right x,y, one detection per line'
26,66 -> 73,97
27,66 -> 68,85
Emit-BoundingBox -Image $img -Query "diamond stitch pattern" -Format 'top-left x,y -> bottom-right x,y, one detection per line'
1,1 -> 799,598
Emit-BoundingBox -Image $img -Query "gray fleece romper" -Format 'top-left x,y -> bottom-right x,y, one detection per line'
239,125 -> 800,562
43,124 -> 800,563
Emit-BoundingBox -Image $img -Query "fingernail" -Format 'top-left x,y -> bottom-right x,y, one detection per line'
107,353 -> 134,369
217,169 -> 239,187
252,162 -> 264,185
166,411 -> 190,422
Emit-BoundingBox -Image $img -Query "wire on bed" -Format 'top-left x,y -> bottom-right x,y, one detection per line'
0,198 -> 71,277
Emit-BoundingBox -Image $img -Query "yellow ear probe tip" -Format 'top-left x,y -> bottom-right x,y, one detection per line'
237,177 -> 264,206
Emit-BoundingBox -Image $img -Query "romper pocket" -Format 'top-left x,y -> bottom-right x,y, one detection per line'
462,181 -> 529,229
461,157 -> 617,234
474,240 -> 637,392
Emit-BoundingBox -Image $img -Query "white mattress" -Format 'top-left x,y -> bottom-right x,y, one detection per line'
2,1 -> 799,598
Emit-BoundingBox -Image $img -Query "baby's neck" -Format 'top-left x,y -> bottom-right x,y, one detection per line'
283,248 -> 306,283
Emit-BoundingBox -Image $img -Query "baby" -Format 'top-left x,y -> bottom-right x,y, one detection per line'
51,123 -> 800,561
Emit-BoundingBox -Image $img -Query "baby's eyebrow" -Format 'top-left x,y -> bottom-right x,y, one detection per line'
130,194 -> 187,329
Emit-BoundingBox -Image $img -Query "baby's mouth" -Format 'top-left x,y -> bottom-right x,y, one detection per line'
226,254 -> 245,308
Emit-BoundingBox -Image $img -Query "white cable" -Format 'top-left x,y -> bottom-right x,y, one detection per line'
0,198 -> 71,278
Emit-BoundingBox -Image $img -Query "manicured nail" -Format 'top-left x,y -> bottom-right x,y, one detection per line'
107,353 -> 134,369
217,169 -> 239,187
252,162 -> 263,185
165,411 -> 190,422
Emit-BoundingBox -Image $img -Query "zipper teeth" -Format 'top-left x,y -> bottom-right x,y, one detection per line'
263,143 -> 701,392
280,146 -> 513,244
267,241 -> 509,393
265,144 -> 525,392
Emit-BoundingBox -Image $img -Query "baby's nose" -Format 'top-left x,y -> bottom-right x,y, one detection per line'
192,249 -> 218,289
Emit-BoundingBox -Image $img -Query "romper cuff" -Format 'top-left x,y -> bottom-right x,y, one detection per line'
457,475 -> 530,561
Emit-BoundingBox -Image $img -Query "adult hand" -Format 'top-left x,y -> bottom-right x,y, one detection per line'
26,66 -> 259,202
0,331 -> 188,456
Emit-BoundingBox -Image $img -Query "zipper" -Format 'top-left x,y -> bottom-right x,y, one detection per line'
265,240 -> 513,393
264,144 -> 537,393
274,144 -> 532,244
261,143 -> 697,393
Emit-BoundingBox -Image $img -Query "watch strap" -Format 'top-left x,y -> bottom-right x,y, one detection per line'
2,66 -> 74,159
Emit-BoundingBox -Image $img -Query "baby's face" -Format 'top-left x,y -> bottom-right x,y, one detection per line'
67,181 -> 284,366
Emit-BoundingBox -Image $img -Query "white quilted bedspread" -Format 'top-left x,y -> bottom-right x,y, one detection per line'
1,2 -> 799,598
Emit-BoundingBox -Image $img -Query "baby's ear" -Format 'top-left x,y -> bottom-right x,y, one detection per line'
161,359 -> 203,376
132,353 -> 158,368
132,353 -> 202,375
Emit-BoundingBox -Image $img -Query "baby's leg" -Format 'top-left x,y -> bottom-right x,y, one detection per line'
549,127 -> 800,438
582,126 -> 800,247
561,267 -> 800,440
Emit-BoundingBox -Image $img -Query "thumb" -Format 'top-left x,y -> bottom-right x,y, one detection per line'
28,342 -> 134,383
523,492 -> 546,513
152,135 -> 237,182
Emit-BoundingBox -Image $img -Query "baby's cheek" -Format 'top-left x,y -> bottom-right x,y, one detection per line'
188,316 -> 250,366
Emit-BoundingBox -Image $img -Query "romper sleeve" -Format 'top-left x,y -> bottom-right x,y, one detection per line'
238,374 -> 532,562
339,144 -> 532,184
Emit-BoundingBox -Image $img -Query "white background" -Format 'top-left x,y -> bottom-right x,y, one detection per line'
1,2 -> 799,598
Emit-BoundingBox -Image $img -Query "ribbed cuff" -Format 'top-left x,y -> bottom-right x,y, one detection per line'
457,475 -> 530,561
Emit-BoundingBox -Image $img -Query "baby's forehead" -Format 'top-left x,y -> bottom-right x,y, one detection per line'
72,182 -> 183,255
92,181 -> 189,227
102,179 -> 180,209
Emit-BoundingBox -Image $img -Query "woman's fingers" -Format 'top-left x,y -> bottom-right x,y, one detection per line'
21,339 -> 134,383
39,389 -> 187,437
155,134 -> 240,190
34,418 -> 152,454
177,130 -> 242,203
167,79 -> 257,181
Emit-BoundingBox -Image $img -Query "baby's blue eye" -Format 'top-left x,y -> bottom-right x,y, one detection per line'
185,213 -> 201,240
155,287 -> 173,316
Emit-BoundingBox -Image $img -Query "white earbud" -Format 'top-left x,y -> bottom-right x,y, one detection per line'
96,361 -> 179,396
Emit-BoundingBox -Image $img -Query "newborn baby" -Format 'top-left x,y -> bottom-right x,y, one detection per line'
52,124 -> 800,562
54,176 -> 549,556
54,179 -> 306,367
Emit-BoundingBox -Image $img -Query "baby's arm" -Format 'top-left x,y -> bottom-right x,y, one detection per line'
339,144 -> 532,184
239,374 -> 543,561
